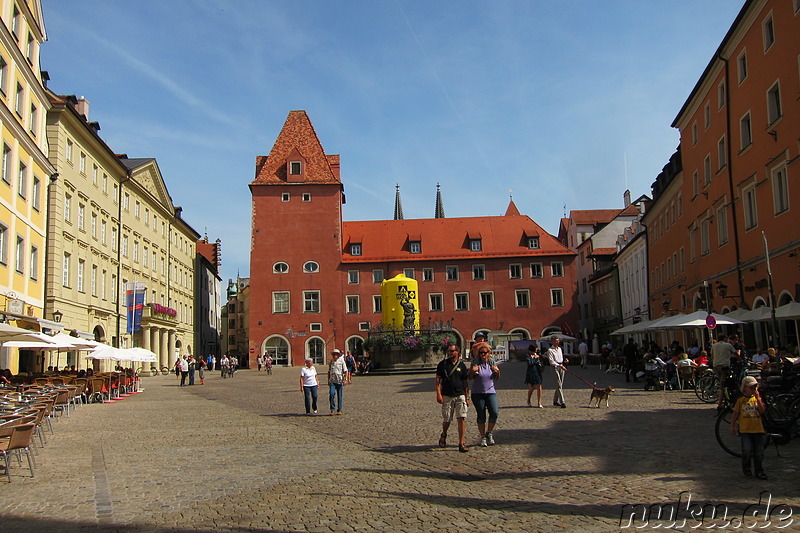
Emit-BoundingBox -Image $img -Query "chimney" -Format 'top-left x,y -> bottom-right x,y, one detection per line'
74,97 -> 90,120
623,189 -> 631,208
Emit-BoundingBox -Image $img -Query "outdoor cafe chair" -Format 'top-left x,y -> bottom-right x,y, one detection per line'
0,423 -> 36,482
52,390 -> 71,418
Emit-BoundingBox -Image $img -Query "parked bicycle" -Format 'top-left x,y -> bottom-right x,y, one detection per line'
715,391 -> 800,458
136,365 -> 170,377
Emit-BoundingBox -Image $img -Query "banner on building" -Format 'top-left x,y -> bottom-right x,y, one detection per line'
126,282 -> 146,334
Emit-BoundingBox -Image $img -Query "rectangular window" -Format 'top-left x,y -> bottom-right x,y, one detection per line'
111,274 -> 117,303
358,322 -> 370,331
78,204 -> 85,231
372,269 -> 383,283
767,81 -> 782,124
454,292 -> 469,311
348,270 -> 359,284
422,268 -> 433,282
551,262 -> 564,277
102,269 -> 107,300
679,248 -> 685,272
102,174 -> 108,193
701,219 -> 711,255
91,265 -> 97,296
743,185 -> 758,230
737,50 -> 748,84
29,104 -> 37,136
692,171 -> 699,197
303,291 -> 320,313
14,236 -> 23,273
77,259 -> 85,292
79,152 -> 86,173
689,228 -> 697,263
763,14 -> 775,51
121,234 -> 128,257
17,162 -> 26,198
515,289 -> 530,308
302,193 -> 311,202
509,263 -> 522,279
62,253 -> 71,286
527,237 -> 539,249
691,122 -> 697,146
717,206 -> 729,246
772,165 -> 789,215
0,56 -> 6,95
2,144 -> 11,184
64,194 -> 71,222
429,293 -> 443,312
740,112 -> 752,149
29,245 -> 37,280
704,102 -> 710,128
550,288 -> 564,307
409,241 -> 421,254
350,243 -> 362,256
479,291 -> 494,310
372,295 -> 382,313
470,239 -> 482,252
717,80 -> 725,109
91,213 -> 97,238
272,291 -> 289,313
403,268 -> 414,279
346,295 -> 360,314
717,135 -> 726,169
281,192 -> 290,202
289,161 -> 302,175
0,224 -> 6,264
530,262 -> 543,278
446,265 -> 459,281
32,176 -> 40,210
472,264 -> 485,280
135,201 -> 140,218
15,83 -> 23,116
703,155 -> 711,185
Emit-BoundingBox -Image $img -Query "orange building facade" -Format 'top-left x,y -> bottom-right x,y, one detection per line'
248,111 -> 577,367
646,0 -> 800,349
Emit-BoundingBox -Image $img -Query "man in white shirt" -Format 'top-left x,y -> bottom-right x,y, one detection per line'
328,349 -> 350,415
547,337 -> 568,408
578,340 -> 589,369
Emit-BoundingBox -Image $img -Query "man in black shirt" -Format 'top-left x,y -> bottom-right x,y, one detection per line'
435,344 -> 471,452
623,338 -> 639,383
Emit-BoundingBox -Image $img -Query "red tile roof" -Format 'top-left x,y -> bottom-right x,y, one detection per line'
569,209 -> 622,225
342,215 -> 574,263
589,247 -> 617,257
252,110 -> 339,185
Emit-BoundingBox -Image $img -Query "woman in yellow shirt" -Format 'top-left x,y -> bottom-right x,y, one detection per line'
730,376 -> 767,479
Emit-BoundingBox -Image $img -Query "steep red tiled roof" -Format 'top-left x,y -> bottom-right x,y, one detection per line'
342,215 -> 574,263
569,209 -> 621,225
504,199 -> 520,216
197,240 -> 218,268
252,110 -> 339,185
619,204 -> 640,216
589,247 -> 617,257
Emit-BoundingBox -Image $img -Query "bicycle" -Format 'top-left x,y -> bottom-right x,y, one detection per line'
715,392 -> 800,458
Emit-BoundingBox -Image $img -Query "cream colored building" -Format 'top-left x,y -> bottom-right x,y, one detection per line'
0,0 -> 56,373
45,94 -> 199,370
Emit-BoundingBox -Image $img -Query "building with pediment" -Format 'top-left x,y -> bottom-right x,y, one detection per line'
249,111 -> 577,367
44,93 -> 199,370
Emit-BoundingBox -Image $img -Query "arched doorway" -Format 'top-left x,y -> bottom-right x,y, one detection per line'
306,337 -> 325,364
93,325 -> 106,343
346,336 -> 364,357
262,336 -> 289,366
777,292 -> 796,349
509,328 -> 530,340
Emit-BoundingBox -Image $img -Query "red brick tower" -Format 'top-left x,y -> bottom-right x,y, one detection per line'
249,111 -> 345,367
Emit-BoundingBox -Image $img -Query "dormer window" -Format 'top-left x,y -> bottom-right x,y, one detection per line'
350,243 -> 362,256
289,161 -> 302,175
470,239 -> 482,252
527,237 -> 540,249
410,241 -> 421,254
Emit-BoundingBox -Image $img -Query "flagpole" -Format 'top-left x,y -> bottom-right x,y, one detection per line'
762,231 -> 778,348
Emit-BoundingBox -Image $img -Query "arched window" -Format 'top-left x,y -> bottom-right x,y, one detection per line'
303,261 -> 319,273
263,336 -> 289,365
346,336 -> 364,357
307,337 -> 325,364
273,262 -> 289,273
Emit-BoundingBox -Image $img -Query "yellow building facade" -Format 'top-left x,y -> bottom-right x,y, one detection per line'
0,0 -> 56,373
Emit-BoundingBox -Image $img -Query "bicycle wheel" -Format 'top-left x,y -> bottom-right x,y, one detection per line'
160,366 -> 170,375
715,408 -> 741,458
695,374 -> 719,403
149,367 -> 158,377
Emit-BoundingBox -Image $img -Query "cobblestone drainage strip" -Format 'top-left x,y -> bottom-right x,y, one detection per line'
91,446 -> 114,523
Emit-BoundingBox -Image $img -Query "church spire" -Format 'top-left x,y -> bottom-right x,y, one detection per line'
393,183 -> 404,220
434,183 -> 445,219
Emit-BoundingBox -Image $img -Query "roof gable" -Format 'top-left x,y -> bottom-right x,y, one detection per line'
253,110 -> 339,185
122,158 -> 173,212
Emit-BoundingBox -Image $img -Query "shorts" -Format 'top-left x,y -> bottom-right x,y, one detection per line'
441,395 -> 468,422
713,365 -> 729,381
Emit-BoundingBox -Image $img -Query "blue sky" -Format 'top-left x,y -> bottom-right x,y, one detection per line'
39,1 -> 745,283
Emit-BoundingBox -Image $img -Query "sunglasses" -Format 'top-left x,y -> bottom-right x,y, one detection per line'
478,351 -> 490,355
448,349 -> 459,353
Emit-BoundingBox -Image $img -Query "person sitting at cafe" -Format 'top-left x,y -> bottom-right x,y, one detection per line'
693,350 -> 709,366
0,368 -> 12,384
751,347 -> 769,367
76,369 -> 87,378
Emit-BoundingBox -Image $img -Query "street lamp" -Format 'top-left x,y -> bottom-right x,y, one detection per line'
52,310 -> 63,323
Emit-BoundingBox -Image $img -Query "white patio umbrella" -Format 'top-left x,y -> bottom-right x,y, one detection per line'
664,311 -> 745,328
737,306 -> 773,322
126,347 -> 158,363
775,301 -> 800,320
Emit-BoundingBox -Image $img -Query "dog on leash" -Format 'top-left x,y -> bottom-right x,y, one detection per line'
588,383 -> 615,408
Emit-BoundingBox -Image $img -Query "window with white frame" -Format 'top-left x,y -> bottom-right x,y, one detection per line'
403,268 -> 414,279
289,161 -> 302,175
91,265 -> 97,296
90,213 -> 97,238
740,112 -> 752,149
29,104 -> 37,136
429,293 -> 443,312
700,218 -> 711,255
79,152 -> 86,173
303,291 -> 320,313
29,245 -> 37,280
350,243 -> 361,256
446,265 -> 459,281
422,268 -> 433,282
527,236 -> 540,249
62,252 -> 71,286
743,184 -> 758,230
692,171 -> 699,197
2,144 -> 11,184
767,81 -> 782,125
348,270 -> 359,284
303,261 -> 319,273
0,56 -> 6,95
121,234 -> 128,257
14,236 -> 23,273
472,264 -> 485,280
410,241 -> 421,254
737,50 -> 748,83
310,323 -> 323,332
717,135 -> 726,169
470,239 -> 482,252
772,165 -> 789,215
346,295 -> 360,314
17,162 -> 26,198
77,259 -> 85,292
273,262 -> 289,273
703,155 -> 711,185
516,289 -> 530,308
444,292 -> 464,313
509,263 -> 522,279
551,262 -> 564,277
111,274 -> 117,303
281,192 -> 290,202
530,262 -> 543,278
479,291 -> 494,310
14,83 -> 23,116
704,102 -> 710,128
372,269 -> 383,283
717,80 -> 725,109
689,227 -> 697,263
762,14 -> 775,51
122,192 -> 129,210
0,224 -> 7,264
78,204 -> 85,231
372,295 -> 382,313
550,288 -> 564,307
132,241 -> 139,263
716,205 -> 729,246
302,192 -> 311,202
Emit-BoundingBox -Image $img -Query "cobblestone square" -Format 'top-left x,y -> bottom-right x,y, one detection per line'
1,363 -> 798,532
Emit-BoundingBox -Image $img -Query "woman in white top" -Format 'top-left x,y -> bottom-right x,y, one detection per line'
300,358 -> 319,414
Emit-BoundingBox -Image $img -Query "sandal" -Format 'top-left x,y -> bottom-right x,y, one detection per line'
438,433 -> 447,448
458,443 -> 469,453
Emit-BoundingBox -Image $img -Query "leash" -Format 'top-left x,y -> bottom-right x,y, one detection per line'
562,366 -> 598,390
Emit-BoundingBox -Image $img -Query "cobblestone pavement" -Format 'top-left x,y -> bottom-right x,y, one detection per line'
1,363 -> 799,532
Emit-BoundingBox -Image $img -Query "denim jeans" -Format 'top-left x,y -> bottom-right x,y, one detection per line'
303,385 -> 318,413
329,382 -> 344,412
471,393 -> 498,424
740,432 -> 766,474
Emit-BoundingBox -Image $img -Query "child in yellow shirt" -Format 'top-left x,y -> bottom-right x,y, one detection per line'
730,376 -> 767,479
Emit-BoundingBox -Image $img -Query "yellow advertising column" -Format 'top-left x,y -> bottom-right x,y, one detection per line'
381,274 -> 420,332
